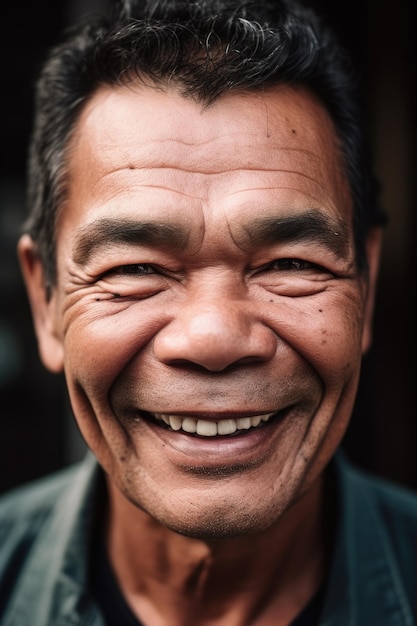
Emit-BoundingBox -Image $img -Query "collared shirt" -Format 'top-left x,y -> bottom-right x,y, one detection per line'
0,451 -> 416,625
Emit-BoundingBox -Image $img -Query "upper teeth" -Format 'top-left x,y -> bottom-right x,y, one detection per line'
154,413 -> 274,437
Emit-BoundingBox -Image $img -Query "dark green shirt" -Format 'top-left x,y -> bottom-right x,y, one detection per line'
0,450 -> 416,625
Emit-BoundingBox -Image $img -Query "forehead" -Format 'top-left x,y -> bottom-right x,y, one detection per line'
61,83 -> 352,242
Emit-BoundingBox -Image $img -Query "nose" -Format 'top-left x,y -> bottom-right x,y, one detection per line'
153,298 -> 277,372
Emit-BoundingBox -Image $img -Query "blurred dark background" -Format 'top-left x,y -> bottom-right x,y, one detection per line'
0,0 -> 415,494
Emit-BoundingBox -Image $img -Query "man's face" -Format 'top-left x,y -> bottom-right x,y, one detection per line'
21,85 -> 380,537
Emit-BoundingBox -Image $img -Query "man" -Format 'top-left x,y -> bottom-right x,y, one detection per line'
0,0 -> 416,624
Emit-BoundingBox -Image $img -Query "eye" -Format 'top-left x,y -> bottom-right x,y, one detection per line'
104,263 -> 157,277
96,262 -> 169,300
119,264 -> 155,275
268,258 -> 320,271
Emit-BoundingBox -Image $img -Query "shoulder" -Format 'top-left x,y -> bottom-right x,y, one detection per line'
341,456 -> 417,527
0,462 -> 88,580
0,462 -> 85,528
320,453 -> 417,623
0,455 -> 99,584
337,453 -> 417,608
0,455 -> 102,621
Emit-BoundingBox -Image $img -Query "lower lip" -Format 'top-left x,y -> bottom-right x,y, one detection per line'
138,409 -> 292,466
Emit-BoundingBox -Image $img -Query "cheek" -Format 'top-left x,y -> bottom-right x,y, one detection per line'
270,293 -> 365,386
61,300 -> 167,394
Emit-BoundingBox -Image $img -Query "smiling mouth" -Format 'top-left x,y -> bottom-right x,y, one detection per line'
151,411 -> 286,437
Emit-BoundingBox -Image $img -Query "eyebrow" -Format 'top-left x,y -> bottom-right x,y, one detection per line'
72,218 -> 190,265
242,210 -> 350,258
72,210 -> 350,266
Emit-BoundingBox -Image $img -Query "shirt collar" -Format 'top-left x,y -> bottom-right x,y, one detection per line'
2,452 -> 104,626
3,450 -> 414,626
321,451 -> 414,625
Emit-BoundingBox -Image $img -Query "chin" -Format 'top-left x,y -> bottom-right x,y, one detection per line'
145,491 -> 293,541
163,510 -> 273,541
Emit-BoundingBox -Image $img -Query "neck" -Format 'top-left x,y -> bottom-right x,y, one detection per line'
104,474 -> 333,626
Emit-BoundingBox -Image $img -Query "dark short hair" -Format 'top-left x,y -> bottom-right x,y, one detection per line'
24,0 -> 385,291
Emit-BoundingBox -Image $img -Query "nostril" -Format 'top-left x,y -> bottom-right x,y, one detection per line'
160,354 -> 269,373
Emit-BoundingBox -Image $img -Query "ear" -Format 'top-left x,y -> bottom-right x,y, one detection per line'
361,227 -> 383,355
17,234 -> 64,373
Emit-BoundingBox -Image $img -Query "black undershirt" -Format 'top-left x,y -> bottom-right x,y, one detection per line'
91,538 -> 324,626
89,463 -> 337,626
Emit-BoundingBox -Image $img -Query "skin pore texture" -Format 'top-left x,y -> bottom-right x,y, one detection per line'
19,84 -> 381,625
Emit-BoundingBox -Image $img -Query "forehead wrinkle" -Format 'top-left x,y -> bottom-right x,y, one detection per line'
72,217 -> 190,266
236,210 -> 350,258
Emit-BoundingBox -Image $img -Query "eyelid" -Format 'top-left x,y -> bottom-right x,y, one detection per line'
255,257 -> 324,273
98,262 -> 157,280
118,263 -> 156,275
271,258 -> 322,270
